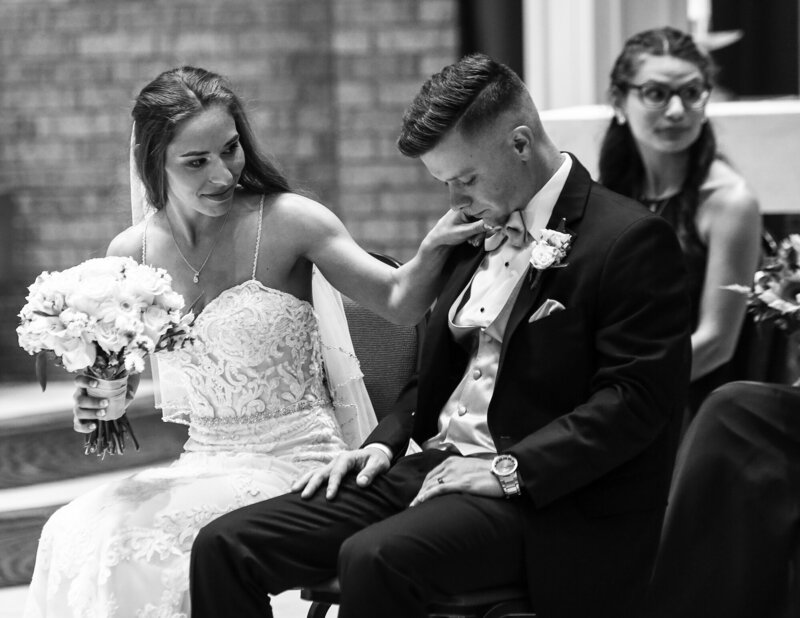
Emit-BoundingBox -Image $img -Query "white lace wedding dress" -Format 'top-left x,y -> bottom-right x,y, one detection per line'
25,279 -> 353,618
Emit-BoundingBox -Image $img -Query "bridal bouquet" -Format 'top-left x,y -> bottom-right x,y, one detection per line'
724,234 -> 800,333
17,256 -> 194,457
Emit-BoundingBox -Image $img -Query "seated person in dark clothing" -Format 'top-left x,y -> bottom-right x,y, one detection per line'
644,380 -> 800,618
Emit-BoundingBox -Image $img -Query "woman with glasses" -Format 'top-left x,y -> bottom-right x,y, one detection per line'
599,26 -> 761,419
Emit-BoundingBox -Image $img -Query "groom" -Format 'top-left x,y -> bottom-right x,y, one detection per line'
190,54 -> 691,618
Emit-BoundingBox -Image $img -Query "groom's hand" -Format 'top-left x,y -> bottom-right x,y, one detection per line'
409,455 -> 503,507
291,446 -> 391,500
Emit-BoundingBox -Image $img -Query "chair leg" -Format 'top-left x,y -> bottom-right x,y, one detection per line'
482,599 -> 537,618
306,601 -> 332,618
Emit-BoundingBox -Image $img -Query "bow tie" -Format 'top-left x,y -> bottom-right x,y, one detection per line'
484,210 -> 532,251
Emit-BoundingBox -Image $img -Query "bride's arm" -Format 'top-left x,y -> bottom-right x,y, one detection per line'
294,194 -> 482,325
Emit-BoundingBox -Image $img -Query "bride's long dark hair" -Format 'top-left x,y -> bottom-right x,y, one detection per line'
598,27 -> 717,250
131,66 -> 292,211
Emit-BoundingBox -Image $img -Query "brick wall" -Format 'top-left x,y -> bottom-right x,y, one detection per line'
331,0 -> 458,258
0,0 -> 459,381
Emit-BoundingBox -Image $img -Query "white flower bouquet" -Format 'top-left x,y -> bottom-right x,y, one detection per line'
17,256 -> 194,457
724,234 -> 800,333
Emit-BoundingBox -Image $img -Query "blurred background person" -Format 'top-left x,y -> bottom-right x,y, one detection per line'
598,26 -> 761,418
643,379 -> 800,618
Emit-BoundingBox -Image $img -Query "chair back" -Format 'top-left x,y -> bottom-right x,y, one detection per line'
341,254 -> 422,421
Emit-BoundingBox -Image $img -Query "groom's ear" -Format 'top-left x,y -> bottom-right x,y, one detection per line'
510,126 -> 534,159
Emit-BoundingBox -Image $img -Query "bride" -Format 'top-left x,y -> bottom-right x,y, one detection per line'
24,66 -> 480,617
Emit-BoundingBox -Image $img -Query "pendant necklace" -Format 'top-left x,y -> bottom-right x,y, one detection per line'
168,206 -> 232,284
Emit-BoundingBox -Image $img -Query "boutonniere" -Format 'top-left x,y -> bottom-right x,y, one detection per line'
528,218 -> 572,289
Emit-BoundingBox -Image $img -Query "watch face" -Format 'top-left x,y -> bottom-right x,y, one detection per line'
493,455 -> 518,475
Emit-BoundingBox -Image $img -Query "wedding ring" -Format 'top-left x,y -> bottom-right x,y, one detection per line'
437,477 -> 444,485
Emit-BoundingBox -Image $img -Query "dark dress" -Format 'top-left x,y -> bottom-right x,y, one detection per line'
642,380 -> 800,618
641,195 -> 742,415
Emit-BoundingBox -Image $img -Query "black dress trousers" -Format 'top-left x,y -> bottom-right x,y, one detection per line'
189,448 -> 526,618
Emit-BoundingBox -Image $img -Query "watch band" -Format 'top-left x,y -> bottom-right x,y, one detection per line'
491,454 -> 521,498
498,471 -> 521,497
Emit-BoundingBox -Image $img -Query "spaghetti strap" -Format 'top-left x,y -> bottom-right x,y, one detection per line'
251,195 -> 265,279
141,216 -> 150,265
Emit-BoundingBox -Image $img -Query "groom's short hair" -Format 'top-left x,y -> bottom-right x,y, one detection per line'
397,53 -> 529,158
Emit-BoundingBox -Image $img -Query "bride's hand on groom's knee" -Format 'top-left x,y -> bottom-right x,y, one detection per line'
291,447 -> 391,501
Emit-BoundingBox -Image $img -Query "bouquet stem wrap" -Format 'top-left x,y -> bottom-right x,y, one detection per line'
82,371 -> 140,457
85,374 -> 128,420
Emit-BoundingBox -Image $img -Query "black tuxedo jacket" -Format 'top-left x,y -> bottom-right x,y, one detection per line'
365,155 -> 691,615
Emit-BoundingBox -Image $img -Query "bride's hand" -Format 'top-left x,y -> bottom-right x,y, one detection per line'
421,209 -> 486,251
72,374 -> 137,433
291,446 -> 391,500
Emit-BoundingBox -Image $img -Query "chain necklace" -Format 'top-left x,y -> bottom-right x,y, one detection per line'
168,206 -> 232,284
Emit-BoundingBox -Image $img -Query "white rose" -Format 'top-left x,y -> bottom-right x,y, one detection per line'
94,321 -> 129,354
17,314 -> 65,353
27,274 -> 71,315
75,256 -> 131,279
95,298 -> 121,324
530,243 -> 558,270
66,277 -> 118,317
141,305 -> 171,342
52,333 -> 96,372
157,290 -> 185,312
121,265 -> 172,305
540,229 -> 571,248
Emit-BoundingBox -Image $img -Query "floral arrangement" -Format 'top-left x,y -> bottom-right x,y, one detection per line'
17,256 -> 194,457
724,234 -> 800,333
528,219 -> 572,289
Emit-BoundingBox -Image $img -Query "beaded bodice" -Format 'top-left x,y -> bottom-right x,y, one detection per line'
154,279 -> 342,452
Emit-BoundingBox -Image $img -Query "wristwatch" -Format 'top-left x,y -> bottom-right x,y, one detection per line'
491,454 -> 521,498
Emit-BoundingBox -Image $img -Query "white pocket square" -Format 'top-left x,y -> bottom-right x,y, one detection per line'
529,298 -> 565,322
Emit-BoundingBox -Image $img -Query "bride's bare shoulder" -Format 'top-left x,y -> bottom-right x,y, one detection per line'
106,220 -> 148,259
267,192 -> 338,227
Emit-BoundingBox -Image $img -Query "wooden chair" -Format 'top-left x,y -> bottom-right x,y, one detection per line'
300,254 -> 536,618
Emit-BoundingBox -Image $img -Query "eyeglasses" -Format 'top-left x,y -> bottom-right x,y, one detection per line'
625,80 -> 711,111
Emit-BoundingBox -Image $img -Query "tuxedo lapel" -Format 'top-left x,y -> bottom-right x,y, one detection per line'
499,154 -> 591,371
545,153 -> 592,232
